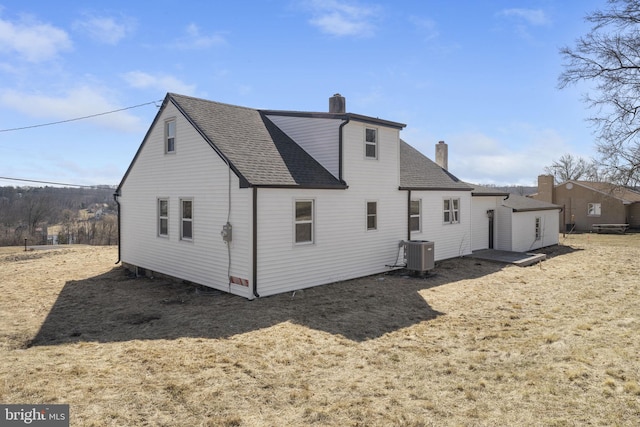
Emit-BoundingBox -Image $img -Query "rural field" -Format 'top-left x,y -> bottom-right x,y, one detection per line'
1,233 -> 639,426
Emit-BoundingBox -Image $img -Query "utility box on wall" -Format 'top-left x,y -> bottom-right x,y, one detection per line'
404,240 -> 435,272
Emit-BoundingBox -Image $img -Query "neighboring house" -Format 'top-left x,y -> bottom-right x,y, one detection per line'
531,175 -> 640,231
115,93 -> 476,299
470,185 -> 561,252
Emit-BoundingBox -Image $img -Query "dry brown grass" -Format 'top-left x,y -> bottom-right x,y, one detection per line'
1,234 -> 639,426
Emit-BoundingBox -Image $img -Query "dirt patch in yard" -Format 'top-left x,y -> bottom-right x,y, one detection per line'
1,234 -> 639,426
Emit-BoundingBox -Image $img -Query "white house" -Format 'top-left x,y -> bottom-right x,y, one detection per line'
115,93 -> 551,299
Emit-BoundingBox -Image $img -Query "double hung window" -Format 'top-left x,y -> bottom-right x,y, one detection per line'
165,119 -> 176,153
158,199 -> 169,237
295,200 -> 314,244
443,198 -> 460,224
365,128 -> 377,159
180,199 -> 193,240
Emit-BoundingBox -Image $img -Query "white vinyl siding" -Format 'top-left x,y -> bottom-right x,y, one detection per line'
409,191 -> 472,260
265,115 -> 341,178
510,210 -> 559,252
254,121 -> 404,297
470,196 -> 500,251
119,101 -> 252,299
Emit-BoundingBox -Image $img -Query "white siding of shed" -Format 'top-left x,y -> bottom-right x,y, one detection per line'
510,210 -> 560,252
471,196 -> 500,251
495,206 -> 513,251
119,102 -> 253,299
265,115 -> 341,178
409,191 -> 472,260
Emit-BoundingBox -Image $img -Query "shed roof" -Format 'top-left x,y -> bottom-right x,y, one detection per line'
503,193 -> 562,212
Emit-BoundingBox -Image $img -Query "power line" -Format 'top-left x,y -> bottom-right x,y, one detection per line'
0,100 -> 163,133
0,176 -> 110,188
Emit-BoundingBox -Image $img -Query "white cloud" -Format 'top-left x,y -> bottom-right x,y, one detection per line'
406,123 -> 572,186
73,13 -> 135,45
499,8 -> 551,26
0,87 -> 144,133
305,0 -> 380,37
171,23 -> 226,49
446,124 -> 569,185
0,13 -> 72,62
122,71 -> 196,95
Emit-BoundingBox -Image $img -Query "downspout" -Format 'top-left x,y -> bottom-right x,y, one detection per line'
252,186 -> 260,298
113,192 -> 121,264
407,190 -> 412,242
338,117 -> 350,184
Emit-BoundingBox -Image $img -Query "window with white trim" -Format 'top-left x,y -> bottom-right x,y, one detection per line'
443,198 -> 460,224
587,202 -> 601,217
295,200 -> 314,244
158,198 -> 169,237
180,199 -> 193,240
165,119 -> 176,153
535,216 -> 542,241
365,127 -> 377,159
410,199 -> 421,232
367,201 -> 377,230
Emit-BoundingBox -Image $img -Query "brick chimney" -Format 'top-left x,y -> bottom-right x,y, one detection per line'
435,141 -> 448,170
329,93 -> 346,113
537,174 -> 555,203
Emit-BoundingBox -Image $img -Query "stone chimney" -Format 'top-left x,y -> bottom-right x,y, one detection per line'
435,141 -> 448,170
329,93 -> 346,113
537,174 -> 555,203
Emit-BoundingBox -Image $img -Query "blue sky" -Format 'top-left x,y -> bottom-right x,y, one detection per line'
0,0 -> 603,187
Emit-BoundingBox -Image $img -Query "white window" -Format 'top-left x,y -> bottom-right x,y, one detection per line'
367,201 -> 377,230
587,203 -> 601,217
443,198 -> 460,224
365,127 -> 377,159
180,199 -> 193,240
165,119 -> 176,153
410,199 -> 421,232
295,200 -> 314,244
535,217 -> 542,241
158,198 -> 169,237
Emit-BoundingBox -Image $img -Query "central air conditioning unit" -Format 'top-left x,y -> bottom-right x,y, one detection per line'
404,240 -> 435,272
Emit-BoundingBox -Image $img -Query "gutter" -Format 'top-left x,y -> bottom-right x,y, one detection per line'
407,190 -> 412,241
113,192 -> 121,264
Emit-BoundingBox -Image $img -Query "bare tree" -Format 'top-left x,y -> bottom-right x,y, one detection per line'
559,0 -> 640,187
544,153 -> 591,183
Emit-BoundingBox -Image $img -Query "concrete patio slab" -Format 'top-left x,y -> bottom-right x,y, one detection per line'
467,249 -> 546,267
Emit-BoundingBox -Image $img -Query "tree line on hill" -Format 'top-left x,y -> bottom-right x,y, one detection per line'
0,186 -> 118,247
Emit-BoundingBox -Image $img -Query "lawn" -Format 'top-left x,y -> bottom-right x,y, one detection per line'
1,233 -> 639,426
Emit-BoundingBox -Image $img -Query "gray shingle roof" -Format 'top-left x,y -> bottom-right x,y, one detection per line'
399,140 -> 472,191
502,194 -> 561,212
169,93 -> 346,188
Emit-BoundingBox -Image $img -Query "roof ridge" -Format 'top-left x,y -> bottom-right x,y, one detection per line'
168,92 -> 258,113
